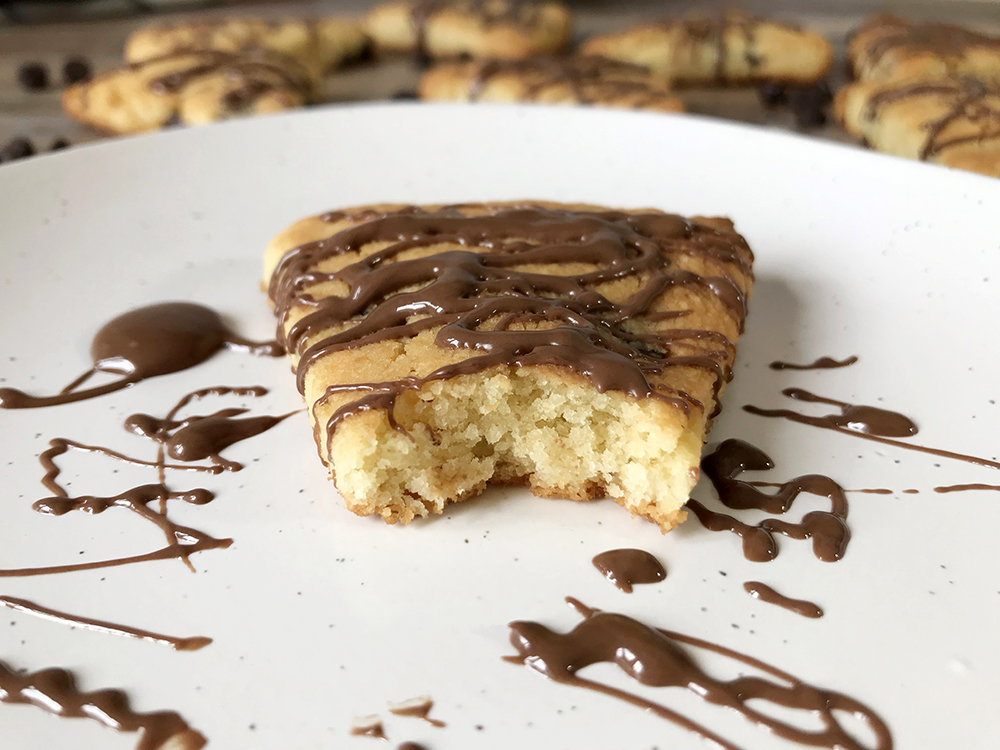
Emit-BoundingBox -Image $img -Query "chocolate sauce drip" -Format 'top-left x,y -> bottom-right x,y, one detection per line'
0,660 -> 206,750
745,389 -> 1000,470
506,598 -> 891,750
389,697 -> 445,727
866,77 -> 1000,160
743,581 -> 823,618
268,206 -> 751,441
935,483 -> 1000,493
466,56 -> 671,107
591,548 -> 666,593
769,355 -> 858,370
688,438 -> 850,562
0,303 -> 282,409
0,595 -> 211,651
351,718 -> 387,739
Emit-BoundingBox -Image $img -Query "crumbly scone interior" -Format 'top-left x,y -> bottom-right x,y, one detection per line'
264,202 -> 752,530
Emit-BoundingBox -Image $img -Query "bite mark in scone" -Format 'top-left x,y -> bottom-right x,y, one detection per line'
364,1 -> 571,60
419,55 -> 684,112
579,11 -> 833,86
836,75 -> 1000,177
263,202 -> 753,531
62,50 -> 313,135
846,15 -> 1000,83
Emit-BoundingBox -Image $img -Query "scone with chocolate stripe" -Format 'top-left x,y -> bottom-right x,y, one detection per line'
263,202 -> 753,530
364,1 -> 571,60
580,11 -> 833,86
836,75 -> 1000,177
847,15 -> 1000,83
124,17 -> 370,80
63,49 -> 313,135
419,55 -> 684,112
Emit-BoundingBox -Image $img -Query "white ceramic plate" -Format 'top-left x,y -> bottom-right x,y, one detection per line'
1,104 -> 999,750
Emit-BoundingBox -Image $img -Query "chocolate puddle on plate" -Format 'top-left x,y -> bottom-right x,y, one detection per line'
591,548 -> 666,593
505,598 -> 890,750
0,302 -> 282,409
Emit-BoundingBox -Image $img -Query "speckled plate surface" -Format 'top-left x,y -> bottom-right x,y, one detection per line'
1,103 -> 999,750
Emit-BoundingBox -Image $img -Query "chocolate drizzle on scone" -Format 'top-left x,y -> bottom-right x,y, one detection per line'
268,205 -> 751,443
144,49 -> 312,102
861,17 -> 1000,69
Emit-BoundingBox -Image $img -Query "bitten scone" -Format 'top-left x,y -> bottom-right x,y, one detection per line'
263,202 -> 754,530
419,56 -> 684,112
580,11 -> 833,86
847,15 -> 1000,83
364,1 -> 571,60
836,76 -> 1000,177
124,17 -> 370,80
62,50 -> 313,135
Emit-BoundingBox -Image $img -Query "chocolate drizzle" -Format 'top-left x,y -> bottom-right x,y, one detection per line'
769,355 -> 858,370
745,388 -> 1000,470
935,483 -> 1000,493
862,17 -> 1000,68
351,716 -> 387,739
866,76 -> 1000,161
0,302 -> 282,410
687,438 -> 850,562
506,598 -> 891,750
679,11 -> 764,83
0,595 -> 211,651
591,548 -> 666,593
389,696 -> 446,727
268,205 -> 752,443
743,581 -> 823,618
0,660 -> 206,750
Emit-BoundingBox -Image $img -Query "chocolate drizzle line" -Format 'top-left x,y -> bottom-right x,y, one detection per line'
935,483 -> 1000,493
0,386 -> 291,578
268,205 -> 751,443
506,598 -> 891,750
866,77 -> 1000,161
0,660 -> 206,750
351,716 -> 387,739
769,355 -> 858,371
862,18 -> 1000,68
687,438 -> 850,562
0,595 -> 211,651
678,11 -> 764,83
743,581 -> 823,619
745,388 -> 1000,470
389,696 -> 446,727
591,548 -> 666,593
0,302 -> 282,410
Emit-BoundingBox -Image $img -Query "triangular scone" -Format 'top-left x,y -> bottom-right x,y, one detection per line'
263,202 -> 753,530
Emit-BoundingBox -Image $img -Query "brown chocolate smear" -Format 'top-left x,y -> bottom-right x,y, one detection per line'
389,696 -> 445,727
0,595 -> 211,651
591,549 -> 666,593
505,598 -> 891,750
769,355 -> 858,370
935,483 -> 1000,493
397,744 -> 429,750
268,205 -> 752,441
0,660 -> 206,750
743,581 -> 823,618
745,388 -> 1000,470
688,438 -> 850,562
0,302 -> 282,409
351,717 -> 387,739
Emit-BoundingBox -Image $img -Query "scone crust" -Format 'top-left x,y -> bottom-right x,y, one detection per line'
580,11 -> 833,85
847,15 -> 1000,83
835,76 -> 1000,177
62,50 -> 312,135
365,1 -> 571,59
264,202 -> 753,530
419,56 -> 684,112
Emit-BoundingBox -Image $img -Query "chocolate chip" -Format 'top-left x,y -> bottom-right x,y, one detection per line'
17,62 -> 49,91
63,57 -> 92,84
50,137 -> 71,151
757,82 -> 787,109
0,137 -> 36,163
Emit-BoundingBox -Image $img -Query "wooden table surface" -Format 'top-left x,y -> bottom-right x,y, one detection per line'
1,0 -> 999,154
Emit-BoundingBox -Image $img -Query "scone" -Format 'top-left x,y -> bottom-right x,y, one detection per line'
124,17 -> 370,80
580,11 -> 833,86
263,202 -> 753,530
419,55 -> 684,112
364,1 -> 571,60
63,50 -> 313,135
847,15 -> 1000,83
836,75 -> 1000,177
